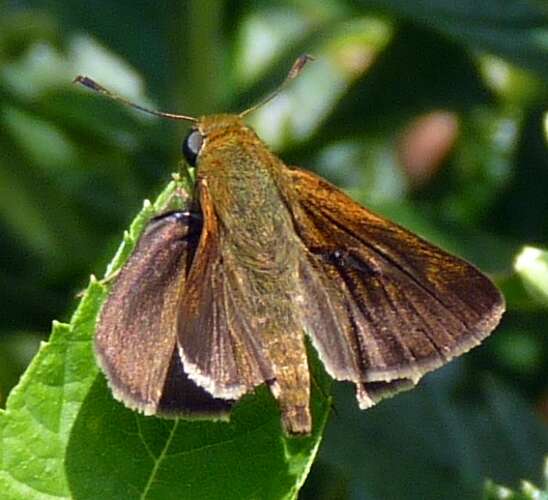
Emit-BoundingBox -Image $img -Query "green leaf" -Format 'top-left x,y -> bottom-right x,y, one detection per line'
515,246 -> 548,307
484,456 -> 548,500
66,364 -> 329,500
0,180 -> 172,498
360,0 -> 548,79
319,367 -> 548,499
0,176 -> 331,500
0,295 -> 102,498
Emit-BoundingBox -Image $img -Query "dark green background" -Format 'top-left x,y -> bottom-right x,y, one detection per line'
1,1 -> 547,499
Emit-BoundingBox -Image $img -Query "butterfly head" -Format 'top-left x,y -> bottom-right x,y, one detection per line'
182,114 -> 255,167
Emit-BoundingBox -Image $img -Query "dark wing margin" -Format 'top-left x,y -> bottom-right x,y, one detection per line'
277,167 -> 504,407
176,180 -> 271,401
96,211 -> 230,418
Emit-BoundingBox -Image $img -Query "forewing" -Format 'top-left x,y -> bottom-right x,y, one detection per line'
278,167 -> 504,406
177,180 -> 271,401
96,211 -> 230,417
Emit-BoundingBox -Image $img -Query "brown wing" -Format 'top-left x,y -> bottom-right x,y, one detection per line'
277,167 -> 505,408
96,211 -> 231,417
176,180 -> 272,401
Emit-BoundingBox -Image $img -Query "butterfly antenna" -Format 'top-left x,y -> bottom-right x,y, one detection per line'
73,75 -> 197,122
239,53 -> 315,118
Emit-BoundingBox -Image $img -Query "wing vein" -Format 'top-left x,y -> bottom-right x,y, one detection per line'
319,208 -> 471,331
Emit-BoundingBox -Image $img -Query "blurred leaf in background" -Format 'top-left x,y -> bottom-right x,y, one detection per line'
0,0 -> 547,499
484,457 -> 547,500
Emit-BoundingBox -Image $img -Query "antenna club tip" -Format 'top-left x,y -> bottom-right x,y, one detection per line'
73,74 -> 87,84
301,53 -> 316,62
239,53 -> 315,118
289,53 -> 315,80
73,75 -> 103,92
72,75 -> 85,86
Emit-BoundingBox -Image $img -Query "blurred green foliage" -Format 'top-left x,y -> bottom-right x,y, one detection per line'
0,0 -> 547,499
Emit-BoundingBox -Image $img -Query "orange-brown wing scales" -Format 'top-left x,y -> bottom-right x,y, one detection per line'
282,167 -> 504,406
177,181 -> 269,400
300,251 -> 421,407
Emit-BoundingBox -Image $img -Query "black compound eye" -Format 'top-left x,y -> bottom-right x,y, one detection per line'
182,129 -> 204,166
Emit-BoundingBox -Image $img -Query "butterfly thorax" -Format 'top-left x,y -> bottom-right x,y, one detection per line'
193,115 -> 312,433
196,115 -> 299,270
